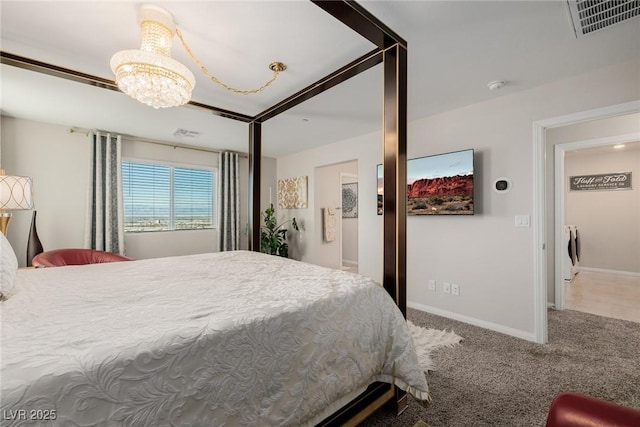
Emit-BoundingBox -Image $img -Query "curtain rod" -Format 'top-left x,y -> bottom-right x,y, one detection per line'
68,127 -> 248,158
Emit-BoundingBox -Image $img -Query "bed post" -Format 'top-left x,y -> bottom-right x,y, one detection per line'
311,0 -> 409,419
248,121 -> 262,252
382,42 -> 408,414
382,43 -> 408,317
310,1 -> 408,317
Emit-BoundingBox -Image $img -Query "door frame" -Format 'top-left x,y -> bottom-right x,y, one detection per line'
533,100 -> 640,344
339,172 -> 359,270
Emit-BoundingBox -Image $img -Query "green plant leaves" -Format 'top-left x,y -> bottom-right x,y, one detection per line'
260,203 -> 297,258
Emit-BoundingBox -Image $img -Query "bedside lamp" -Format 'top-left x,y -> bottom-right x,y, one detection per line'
0,169 -> 34,235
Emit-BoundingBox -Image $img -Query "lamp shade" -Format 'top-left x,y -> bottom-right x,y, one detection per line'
0,175 -> 33,210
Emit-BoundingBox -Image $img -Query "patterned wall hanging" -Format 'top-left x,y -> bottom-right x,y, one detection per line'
342,183 -> 358,218
278,176 -> 308,209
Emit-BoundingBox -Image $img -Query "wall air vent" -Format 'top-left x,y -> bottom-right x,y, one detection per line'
173,128 -> 201,138
567,0 -> 640,37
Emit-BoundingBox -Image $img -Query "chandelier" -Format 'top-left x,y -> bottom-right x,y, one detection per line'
111,5 -> 286,109
110,5 -> 195,109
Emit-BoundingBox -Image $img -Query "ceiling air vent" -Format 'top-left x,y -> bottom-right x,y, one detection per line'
173,128 -> 201,138
567,0 -> 640,37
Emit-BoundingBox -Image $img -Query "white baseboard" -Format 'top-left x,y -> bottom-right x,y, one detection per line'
578,267 -> 640,278
407,301 -> 537,343
341,259 -> 358,266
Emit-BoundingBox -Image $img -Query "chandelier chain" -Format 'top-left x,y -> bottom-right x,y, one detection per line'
175,29 -> 281,95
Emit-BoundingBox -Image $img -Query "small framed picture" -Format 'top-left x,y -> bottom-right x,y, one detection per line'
342,183 -> 358,218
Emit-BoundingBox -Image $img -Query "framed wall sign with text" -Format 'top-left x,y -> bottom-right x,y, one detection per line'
569,172 -> 632,191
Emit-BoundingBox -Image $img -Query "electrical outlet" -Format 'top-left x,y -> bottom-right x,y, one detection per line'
443,282 -> 451,294
451,284 -> 460,296
428,280 -> 436,291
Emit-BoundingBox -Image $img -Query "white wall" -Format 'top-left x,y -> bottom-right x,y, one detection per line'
276,60 -> 640,340
564,144 -> 639,273
1,118 -> 89,266
547,113 -> 640,143
277,134 -> 383,280
0,117 -> 262,264
261,156 -> 278,214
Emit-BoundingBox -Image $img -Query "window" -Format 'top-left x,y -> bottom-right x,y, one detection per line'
122,161 -> 216,232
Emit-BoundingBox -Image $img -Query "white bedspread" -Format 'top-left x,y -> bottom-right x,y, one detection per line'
1,251 -> 429,426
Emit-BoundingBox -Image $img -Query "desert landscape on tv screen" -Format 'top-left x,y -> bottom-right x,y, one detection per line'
377,149 -> 474,215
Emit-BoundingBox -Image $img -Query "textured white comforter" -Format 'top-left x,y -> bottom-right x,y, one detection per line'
1,251 -> 429,426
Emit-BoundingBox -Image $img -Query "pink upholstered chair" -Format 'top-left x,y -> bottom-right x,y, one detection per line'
546,392 -> 640,427
32,249 -> 133,267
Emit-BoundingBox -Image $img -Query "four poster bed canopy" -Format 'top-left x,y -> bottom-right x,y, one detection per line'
1,1 -> 413,424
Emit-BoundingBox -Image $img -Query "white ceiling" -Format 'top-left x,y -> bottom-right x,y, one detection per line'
565,140 -> 640,157
1,1 -> 639,157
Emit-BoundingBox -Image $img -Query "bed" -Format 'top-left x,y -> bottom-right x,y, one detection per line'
1,251 -> 429,426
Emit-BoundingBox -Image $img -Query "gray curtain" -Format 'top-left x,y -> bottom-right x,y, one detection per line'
217,151 -> 240,251
84,131 -> 125,254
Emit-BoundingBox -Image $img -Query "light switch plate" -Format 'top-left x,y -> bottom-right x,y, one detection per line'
515,215 -> 530,227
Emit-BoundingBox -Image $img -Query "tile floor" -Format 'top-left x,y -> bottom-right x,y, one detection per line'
564,270 -> 640,323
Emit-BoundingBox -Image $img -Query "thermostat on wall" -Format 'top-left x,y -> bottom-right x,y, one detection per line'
494,177 -> 511,193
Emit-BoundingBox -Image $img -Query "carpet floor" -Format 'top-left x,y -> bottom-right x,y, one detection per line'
361,308 -> 640,427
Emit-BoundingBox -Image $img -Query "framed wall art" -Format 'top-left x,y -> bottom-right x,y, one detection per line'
277,176 -> 308,209
569,172 -> 631,191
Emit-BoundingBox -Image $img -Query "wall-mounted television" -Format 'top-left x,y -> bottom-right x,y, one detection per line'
377,149 -> 474,215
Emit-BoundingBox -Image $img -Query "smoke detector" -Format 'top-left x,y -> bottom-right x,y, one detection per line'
487,80 -> 506,91
173,128 -> 200,138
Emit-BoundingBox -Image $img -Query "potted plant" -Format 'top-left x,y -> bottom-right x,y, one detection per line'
260,203 -> 298,258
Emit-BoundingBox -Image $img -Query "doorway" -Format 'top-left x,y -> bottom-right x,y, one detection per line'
314,160 -> 358,270
532,100 -> 640,344
554,136 -> 640,322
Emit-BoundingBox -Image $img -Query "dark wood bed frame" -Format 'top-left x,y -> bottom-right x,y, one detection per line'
0,1 -> 407,424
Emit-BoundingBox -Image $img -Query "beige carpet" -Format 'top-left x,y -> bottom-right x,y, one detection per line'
362,308 -> 640,426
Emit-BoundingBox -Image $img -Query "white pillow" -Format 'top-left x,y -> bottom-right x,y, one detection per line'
0,232 -> 18,300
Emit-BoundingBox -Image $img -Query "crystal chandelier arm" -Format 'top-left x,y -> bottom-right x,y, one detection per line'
175,29 -> 285,95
